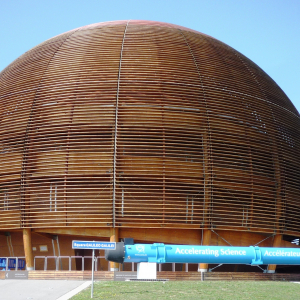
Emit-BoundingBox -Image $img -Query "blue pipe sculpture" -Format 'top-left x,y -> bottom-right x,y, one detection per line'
105,240 -> 300,266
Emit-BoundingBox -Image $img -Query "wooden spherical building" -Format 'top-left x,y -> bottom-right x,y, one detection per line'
0,20 -> 299,272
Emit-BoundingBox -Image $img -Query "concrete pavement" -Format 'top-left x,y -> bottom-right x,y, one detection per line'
0,280 -> 91,300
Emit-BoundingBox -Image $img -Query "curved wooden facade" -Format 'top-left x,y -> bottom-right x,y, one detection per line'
1,20 -> 300,239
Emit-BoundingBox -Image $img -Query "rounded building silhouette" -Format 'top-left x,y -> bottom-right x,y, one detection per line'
0,20 -> 299,273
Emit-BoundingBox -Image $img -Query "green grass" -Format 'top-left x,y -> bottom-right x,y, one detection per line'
71,281 -> 300,300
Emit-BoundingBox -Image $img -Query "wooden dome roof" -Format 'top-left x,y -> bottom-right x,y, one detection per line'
0,20 -> 299,236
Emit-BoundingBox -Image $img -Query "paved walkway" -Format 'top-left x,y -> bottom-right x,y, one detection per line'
0,280 -> 91,300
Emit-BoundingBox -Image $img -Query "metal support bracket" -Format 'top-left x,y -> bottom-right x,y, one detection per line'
250,246 -> 263,265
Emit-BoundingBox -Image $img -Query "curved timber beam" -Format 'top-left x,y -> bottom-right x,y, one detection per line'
23,228 -> 34,270
198,229 -> 212,272
267,234 -> 282,273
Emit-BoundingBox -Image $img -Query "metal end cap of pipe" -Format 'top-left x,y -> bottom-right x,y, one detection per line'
105,242 -> 125,263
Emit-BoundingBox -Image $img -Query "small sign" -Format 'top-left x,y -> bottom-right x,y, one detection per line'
39,245 -> 48,252
71,240 -> 116,298
5,271 -> 28,280
72,240 -> 116,250
114,271 -> 137,281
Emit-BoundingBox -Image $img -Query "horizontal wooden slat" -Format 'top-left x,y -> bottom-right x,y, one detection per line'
23,271 -> 300,282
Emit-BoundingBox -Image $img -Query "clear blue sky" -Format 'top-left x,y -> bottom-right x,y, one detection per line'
1,0 -> 299,112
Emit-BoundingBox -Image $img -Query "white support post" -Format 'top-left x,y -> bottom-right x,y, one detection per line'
137,263 -> 157,280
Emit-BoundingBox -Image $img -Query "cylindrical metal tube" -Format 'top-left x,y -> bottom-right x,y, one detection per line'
106,242 -> 300,266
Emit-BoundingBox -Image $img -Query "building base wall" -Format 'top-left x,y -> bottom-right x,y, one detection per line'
1,228 -> 299,273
